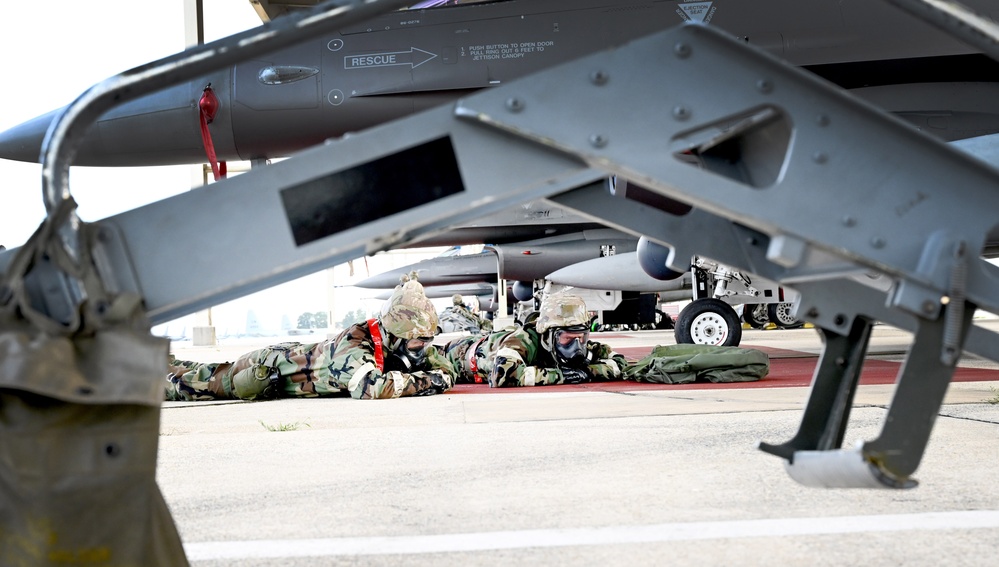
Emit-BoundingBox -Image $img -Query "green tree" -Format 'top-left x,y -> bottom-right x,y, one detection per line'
314,311 -> 328,329
339,309 -> 371,329
297,312 -> 317,329
296,311 -> 330,329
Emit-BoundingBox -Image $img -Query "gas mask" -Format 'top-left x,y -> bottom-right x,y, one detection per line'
385,336 -> 434,371
551,325 -> 589,367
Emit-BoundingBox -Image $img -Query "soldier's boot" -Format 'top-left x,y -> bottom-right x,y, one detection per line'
232,365 -> 281,400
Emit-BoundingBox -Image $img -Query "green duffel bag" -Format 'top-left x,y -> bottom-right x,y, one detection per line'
625,344 -> 770,384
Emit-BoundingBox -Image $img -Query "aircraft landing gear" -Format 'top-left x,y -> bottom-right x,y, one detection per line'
768,302 -> 805,329
675,298 -> 742,346
741,303 -> 769,329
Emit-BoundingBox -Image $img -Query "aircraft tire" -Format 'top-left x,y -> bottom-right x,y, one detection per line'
767,302 -> 805,329
741,303 -> 769,329
674,298 -> 742,347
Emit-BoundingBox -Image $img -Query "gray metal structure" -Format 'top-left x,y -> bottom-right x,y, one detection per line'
3,0 -> 997,345
2,0 -> 999,168
3,0 -> 999,561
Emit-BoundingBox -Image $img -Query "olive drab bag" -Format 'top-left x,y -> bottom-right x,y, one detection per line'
0,202 -> 188,565
625,343 -> 770,384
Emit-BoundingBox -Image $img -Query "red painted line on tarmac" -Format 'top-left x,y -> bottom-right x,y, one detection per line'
450,344 -> 998,394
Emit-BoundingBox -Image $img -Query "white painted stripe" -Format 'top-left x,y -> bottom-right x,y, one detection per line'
185,510 -> 999,561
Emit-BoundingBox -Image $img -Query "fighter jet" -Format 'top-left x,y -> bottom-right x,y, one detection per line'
354,221 -> 665,326
1,0 -> 998,166
2,0 -> 995,344
368,281 -> 498,308
358,228 -> 636,288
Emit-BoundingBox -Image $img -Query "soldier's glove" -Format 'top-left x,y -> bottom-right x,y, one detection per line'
560,367 -> 589,385
233,365 -> 282,400
420,372 -> 448,395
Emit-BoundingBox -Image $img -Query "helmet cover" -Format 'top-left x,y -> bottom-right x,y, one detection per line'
380,274 -> 439,339
535,291 -> 589,333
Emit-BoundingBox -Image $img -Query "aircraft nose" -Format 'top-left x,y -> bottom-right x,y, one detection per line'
0,82 -> 224,167
355,269 -> 413,289
0,109 -> 58,164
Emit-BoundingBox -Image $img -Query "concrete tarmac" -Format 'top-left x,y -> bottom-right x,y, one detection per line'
159,320 -> 999,566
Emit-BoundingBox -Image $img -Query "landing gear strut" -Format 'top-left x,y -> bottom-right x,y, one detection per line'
742,303 -> 769,329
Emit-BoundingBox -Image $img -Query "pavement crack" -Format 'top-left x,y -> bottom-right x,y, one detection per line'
938,411 -> 999,426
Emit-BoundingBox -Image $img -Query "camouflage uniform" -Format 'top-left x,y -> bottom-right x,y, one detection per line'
439,303 -> 493,334
165,275 -> 456,401
442,329 -> 514,384
444,292 -> 628,387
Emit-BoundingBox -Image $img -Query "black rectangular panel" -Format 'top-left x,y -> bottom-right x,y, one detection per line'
281,136 -> 464,246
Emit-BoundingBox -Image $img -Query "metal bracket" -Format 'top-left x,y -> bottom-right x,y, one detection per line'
551,178 -> 995,488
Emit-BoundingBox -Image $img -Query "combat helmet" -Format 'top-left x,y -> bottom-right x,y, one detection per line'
452,293 -> 464,306
535,291 -> 589,333
380,272 -> 439,340
536,290 -> 591,366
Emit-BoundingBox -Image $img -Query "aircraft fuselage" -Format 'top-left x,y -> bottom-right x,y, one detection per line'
1,0 -> 996,166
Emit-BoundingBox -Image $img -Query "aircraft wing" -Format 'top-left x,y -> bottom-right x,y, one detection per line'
355,225 -> 639,289
251,1 -> 324,22
403,199 -> 606,248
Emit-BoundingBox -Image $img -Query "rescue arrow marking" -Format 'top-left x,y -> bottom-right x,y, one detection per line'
345,47 -> 438,69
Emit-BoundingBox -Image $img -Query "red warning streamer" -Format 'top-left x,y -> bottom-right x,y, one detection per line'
199,85 -> 227,181
367,318 -> 386,372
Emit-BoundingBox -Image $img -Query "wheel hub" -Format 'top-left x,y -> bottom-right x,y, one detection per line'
773,303 -> 792,324
690,313 -> 729,346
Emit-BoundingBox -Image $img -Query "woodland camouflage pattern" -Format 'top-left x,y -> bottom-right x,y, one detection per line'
442,329 -> 513,384
165,321 -> 457,401
444,322 -> 628,387
439,303 -> 493,334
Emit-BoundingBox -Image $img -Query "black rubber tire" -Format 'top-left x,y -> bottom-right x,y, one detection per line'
767,302 -> 805,329
741,303 -> 769,329
674,298 -> 742,347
